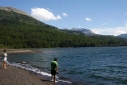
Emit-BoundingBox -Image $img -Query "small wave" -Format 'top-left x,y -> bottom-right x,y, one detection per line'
58,80 -> 72,84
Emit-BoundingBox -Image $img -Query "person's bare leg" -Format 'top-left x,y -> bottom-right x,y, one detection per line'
3,62 -> 6,69
4,62 -> 7,69
5,63 -> 7,69
53,75 -> 56,84
51,75 -> 53,81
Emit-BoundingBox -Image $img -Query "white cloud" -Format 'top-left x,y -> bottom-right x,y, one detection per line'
91,23 -> 127,36
31,7 -> 61,21
85,17 -> 92,21
62,13 -> 68,17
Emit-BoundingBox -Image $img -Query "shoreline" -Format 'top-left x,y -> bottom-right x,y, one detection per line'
0,49 -> 53,85
0,49 -> 39,55
0,49 -> 84,85
0,61 -> 53,85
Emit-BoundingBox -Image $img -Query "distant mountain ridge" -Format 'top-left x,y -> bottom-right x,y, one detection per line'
71,28 -> 96,36
118,34 -> 127,38
62,28 -> 97,36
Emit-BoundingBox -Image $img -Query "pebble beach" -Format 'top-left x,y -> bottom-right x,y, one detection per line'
0,49 -> 53,85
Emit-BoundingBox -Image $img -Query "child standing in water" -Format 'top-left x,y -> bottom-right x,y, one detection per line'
3,50 -> 8,69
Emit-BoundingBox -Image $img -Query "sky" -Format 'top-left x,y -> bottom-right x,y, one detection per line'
0,0 -> 127,36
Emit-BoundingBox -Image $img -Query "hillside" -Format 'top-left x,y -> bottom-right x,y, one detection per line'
0,6 -> 127,48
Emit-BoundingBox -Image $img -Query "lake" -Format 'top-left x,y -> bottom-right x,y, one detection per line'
7,46 -> 127,85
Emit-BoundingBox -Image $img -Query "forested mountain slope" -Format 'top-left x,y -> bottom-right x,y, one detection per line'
0,7 -> 127,48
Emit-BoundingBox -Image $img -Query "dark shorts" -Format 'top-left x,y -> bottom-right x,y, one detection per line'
51,70 -> 56,75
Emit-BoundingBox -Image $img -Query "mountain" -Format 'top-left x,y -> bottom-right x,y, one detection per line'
0,6 -> 48,26
62,28 -> 97,36
0,6 -> 127,48
0,6 -> 29,16
118,34 -> 127,38
71,28 -> 96,36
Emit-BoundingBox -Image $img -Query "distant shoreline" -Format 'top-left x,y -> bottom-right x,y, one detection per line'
0,49 -> 39,55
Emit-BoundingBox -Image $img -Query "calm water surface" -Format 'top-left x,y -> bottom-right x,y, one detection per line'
7,46 -> 127,85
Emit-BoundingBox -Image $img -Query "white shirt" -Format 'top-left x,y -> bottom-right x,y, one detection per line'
3,53 -> 7,62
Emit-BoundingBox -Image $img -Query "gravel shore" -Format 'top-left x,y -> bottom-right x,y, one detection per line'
0,62 -> 53,85
0,49 -> 54,85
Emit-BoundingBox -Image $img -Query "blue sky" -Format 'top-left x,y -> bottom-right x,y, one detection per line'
1,0 -> 127,36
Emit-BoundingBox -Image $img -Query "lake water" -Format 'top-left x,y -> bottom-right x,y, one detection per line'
7,46 -> 127,85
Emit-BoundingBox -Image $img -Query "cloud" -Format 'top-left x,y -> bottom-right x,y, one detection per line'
85,17 -> 92,21
62,13 -> 68,17
91,24 -> 127,36
31,7 -> 61,21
